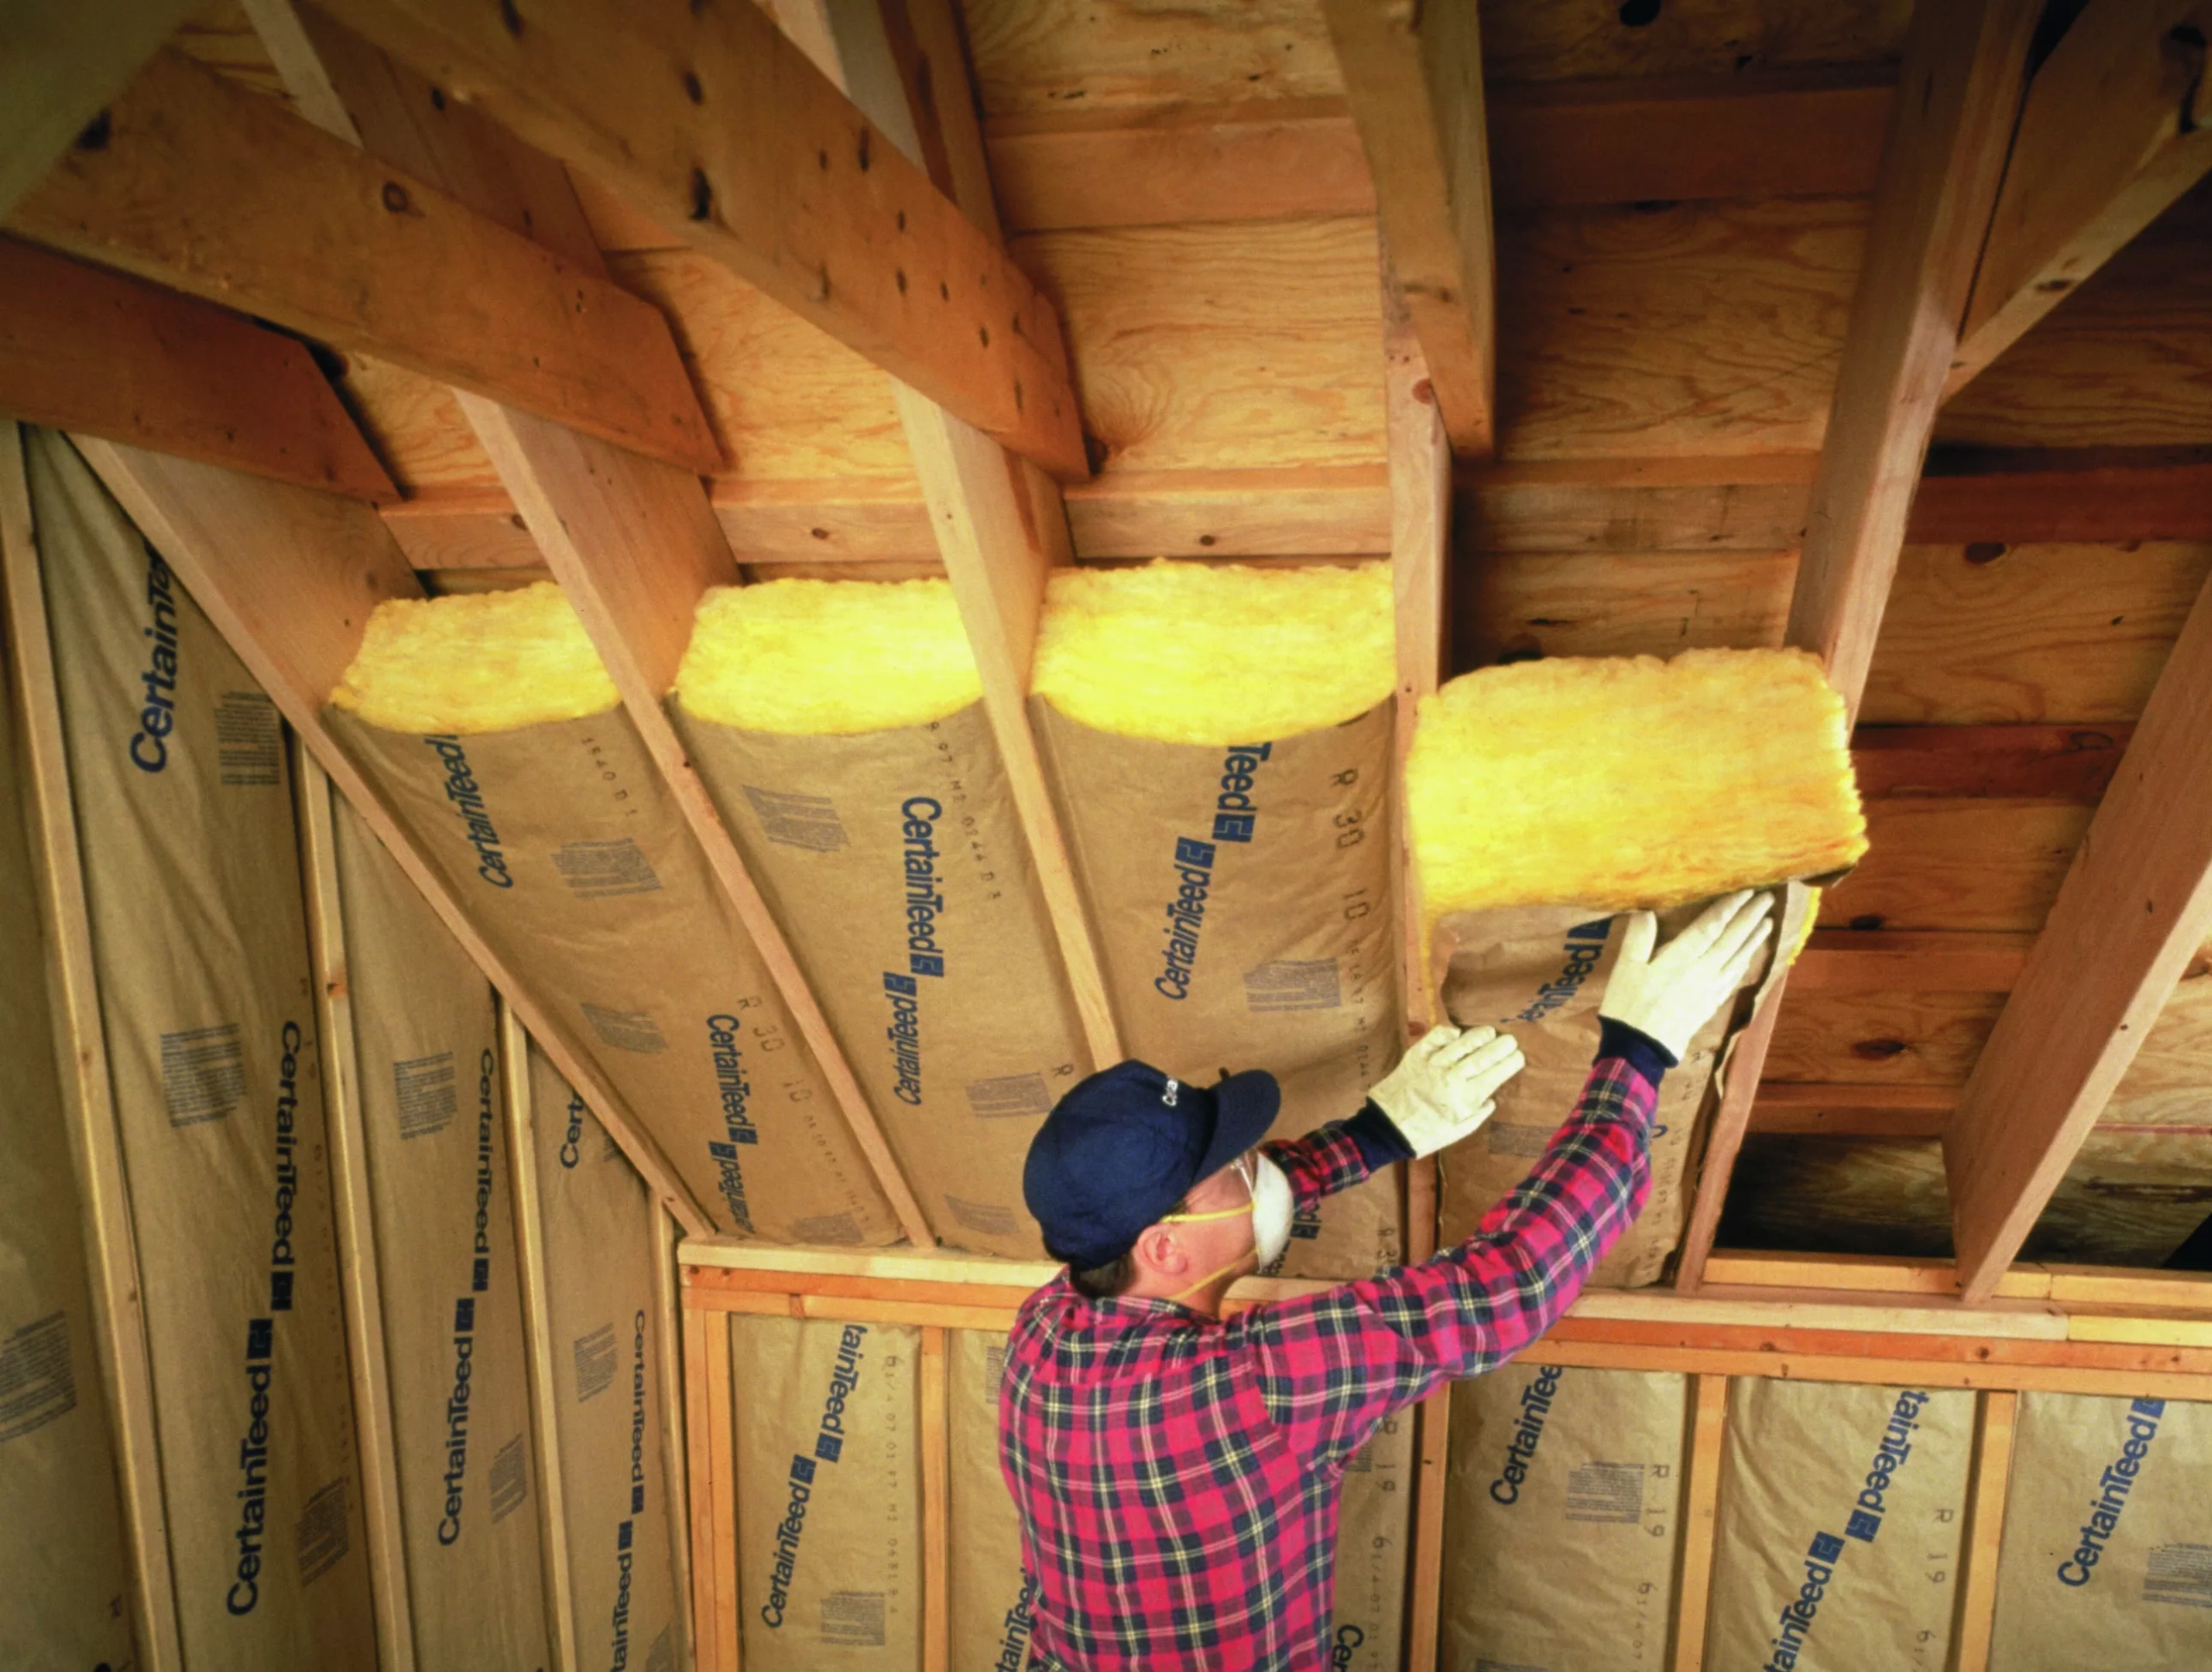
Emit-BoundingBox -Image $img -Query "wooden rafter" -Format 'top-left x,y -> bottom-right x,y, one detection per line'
1945,0 -> 2212,397
0,0 -> 198,218
253,1 -> 939,1248
1785,0 -> 2042,716
1947,572 -> 2212,1301
0,236 -> 398,502
782,0 -> 1123,1069
1322,0 -> 1497,459
317,0 -> 1088,480
8,46 -> 720,474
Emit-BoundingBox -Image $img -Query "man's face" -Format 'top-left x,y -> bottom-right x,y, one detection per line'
1168,1146 -> 1259,1271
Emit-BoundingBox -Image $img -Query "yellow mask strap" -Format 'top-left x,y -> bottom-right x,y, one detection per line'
1160,1202 -> 1251,1225
1170,1248 -> 1255,1305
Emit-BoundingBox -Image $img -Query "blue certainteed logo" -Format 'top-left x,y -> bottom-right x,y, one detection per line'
995,1575 -> 1039,1671
703,1015 -> 758,1233
437,1297 -> 476,1546
897,797 -> 947,978
226,1317 -> 276,1616
2057,1398 -> 2164,1586
1489,1365 -> 1563,1504
1516,919 -> 1611,1024
423,735 -> 513,888
1211,742 -> 1270,842
1155,836 -> 1216,1001
760,1325 -> 868,1629
130,548 -> 181,772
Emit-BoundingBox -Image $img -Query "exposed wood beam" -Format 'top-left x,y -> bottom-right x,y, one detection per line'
1947,572 -> 2212,1301
1674,984 -> 1788,1292
1,419 -> 186,1672
787,0 -> 1122,1067
1946,0 -> 2212,396
1747,1083 -> 1955,1138
1784,0 -> 2041,716
1852,722 -> 2133,800
66,435 -> 715,1237
1668,1374 -> 1729,1672
8,47 -> 721,474
259,2 -> 938,1247
1951,1390 -> 2019,1672
1913,454 -> 2212,543
0,236 -> 397,502
0,0 -> 198,219
317,0 -> 1088,480
1794,930 -> 2032,994
461,397 -> 937,1247
1323,0 -> 1496,459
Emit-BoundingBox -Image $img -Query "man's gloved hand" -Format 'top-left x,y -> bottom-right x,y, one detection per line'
1598,889 -> 1777,1062
1369,1024 -> 1527,1158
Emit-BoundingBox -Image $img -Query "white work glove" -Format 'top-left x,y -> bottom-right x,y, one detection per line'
1598,889 -> 1777,1063
1370,1024 -> 1526,1159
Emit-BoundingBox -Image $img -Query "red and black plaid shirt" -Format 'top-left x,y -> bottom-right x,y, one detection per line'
997,1049 -> 1659,1670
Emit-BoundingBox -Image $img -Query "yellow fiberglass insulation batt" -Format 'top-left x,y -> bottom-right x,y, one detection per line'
1029,560 -> 1395,743
1408,648 -> 1867,914
673,578 -> 982,734
328,582 -> 619,734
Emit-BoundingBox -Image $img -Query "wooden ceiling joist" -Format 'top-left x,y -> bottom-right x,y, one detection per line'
66,435 -> 717,1241
1785,0 -> 2043,718
0,234 -> 397,502
1946,573 -> 2212,1302
7,46 -> 721,474
1746,1084 -> 1955,1140
1322,0 -> 1497,459
0,0 -> 199,219
316,0 -> 1090,480
1944,0 -> 2212,397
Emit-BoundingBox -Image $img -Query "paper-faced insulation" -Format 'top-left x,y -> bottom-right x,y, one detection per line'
329,792 -> 550,1663
29,428 -> 376,1663
0,571 -> 137,1670
672,580 -> 1091,1257
327,582 -> 896,1244
1030,560 -> 1405,1278
1413,648 -> 1860,1284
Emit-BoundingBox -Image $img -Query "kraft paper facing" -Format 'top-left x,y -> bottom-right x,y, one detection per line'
676,699 -> 1090,1257
732,1313 -> 924,1669
332,793 -> 550,1666
327,702 -> 897,1245
31,428 -> 374,1666
1033,698 -> 1404,1279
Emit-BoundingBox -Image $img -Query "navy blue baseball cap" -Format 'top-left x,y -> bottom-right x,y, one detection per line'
1023,1059 -> 1280,1269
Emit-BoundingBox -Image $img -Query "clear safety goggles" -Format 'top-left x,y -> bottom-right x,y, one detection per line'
1160,1148 -> 1259,1226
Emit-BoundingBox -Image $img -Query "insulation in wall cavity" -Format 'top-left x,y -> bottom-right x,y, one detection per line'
27,427 -> 375,1662
1412,648 -> 1859,1284
328,582 -> 897,1244
527,1043 -> 681,1672
1332,1401 -> 1414,1669
1706,1379 -> 1974,1669
1989,1391 -> 2212,1668
0,577 -> 136,1670
1441,1363 -> 1687,1670
1031,562 -> 1403,1278
671,580 -> 1090,1257
731,1313 -> 923,1669
1720,1133 -> 2212,1267
330,791 -> 550,1663
950,1330 -> 1038,1672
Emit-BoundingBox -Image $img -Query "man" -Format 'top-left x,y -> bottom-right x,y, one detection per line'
1004,890 -> 1775,1670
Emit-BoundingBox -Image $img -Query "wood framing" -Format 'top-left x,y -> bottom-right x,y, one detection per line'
1667,1374 -> 1728,1672
319,0 -> 1088,479
1322,0 -> 1497,458
66,435 -> 715,1236
0,0 -> 198,219
1909,457 -> 2212,544
0,419 -> 185,1670
1674,990 -> 1787,1291
9,47 -> 721,474
0,236 -> 397,502
1946,572 -> 2212,1301
920,1324 -> 950,1672
1784,0 -> 2041,715
653,1207 -> 696,1672
1951,1390 -> 2019,1672
1945,0 -> 2212,396
1746,1083 -> 1955,1139
462,397 -> 937,1246
1852,724 -> 2133,802
1794,931 -> 2031,994
295,747 -> 416,1670
499,1000 -> 581,1672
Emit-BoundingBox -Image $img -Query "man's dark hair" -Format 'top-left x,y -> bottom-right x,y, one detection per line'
1053,1192 -> 1189,1300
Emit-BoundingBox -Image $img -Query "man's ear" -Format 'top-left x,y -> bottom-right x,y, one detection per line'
1128,1224 -> 1187,1281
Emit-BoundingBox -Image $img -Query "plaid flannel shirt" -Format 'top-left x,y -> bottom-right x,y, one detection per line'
997,1044 -> 1662,1671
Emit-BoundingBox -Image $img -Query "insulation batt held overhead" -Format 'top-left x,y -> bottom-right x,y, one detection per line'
327,582 -> 899,1245
1028,560 -> 1404,1279
671,577 -> 1091,1258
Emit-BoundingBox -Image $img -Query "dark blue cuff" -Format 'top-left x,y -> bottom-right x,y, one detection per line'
1344,1102 -> 1417,1170
1598,1016 -> 1675,1083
